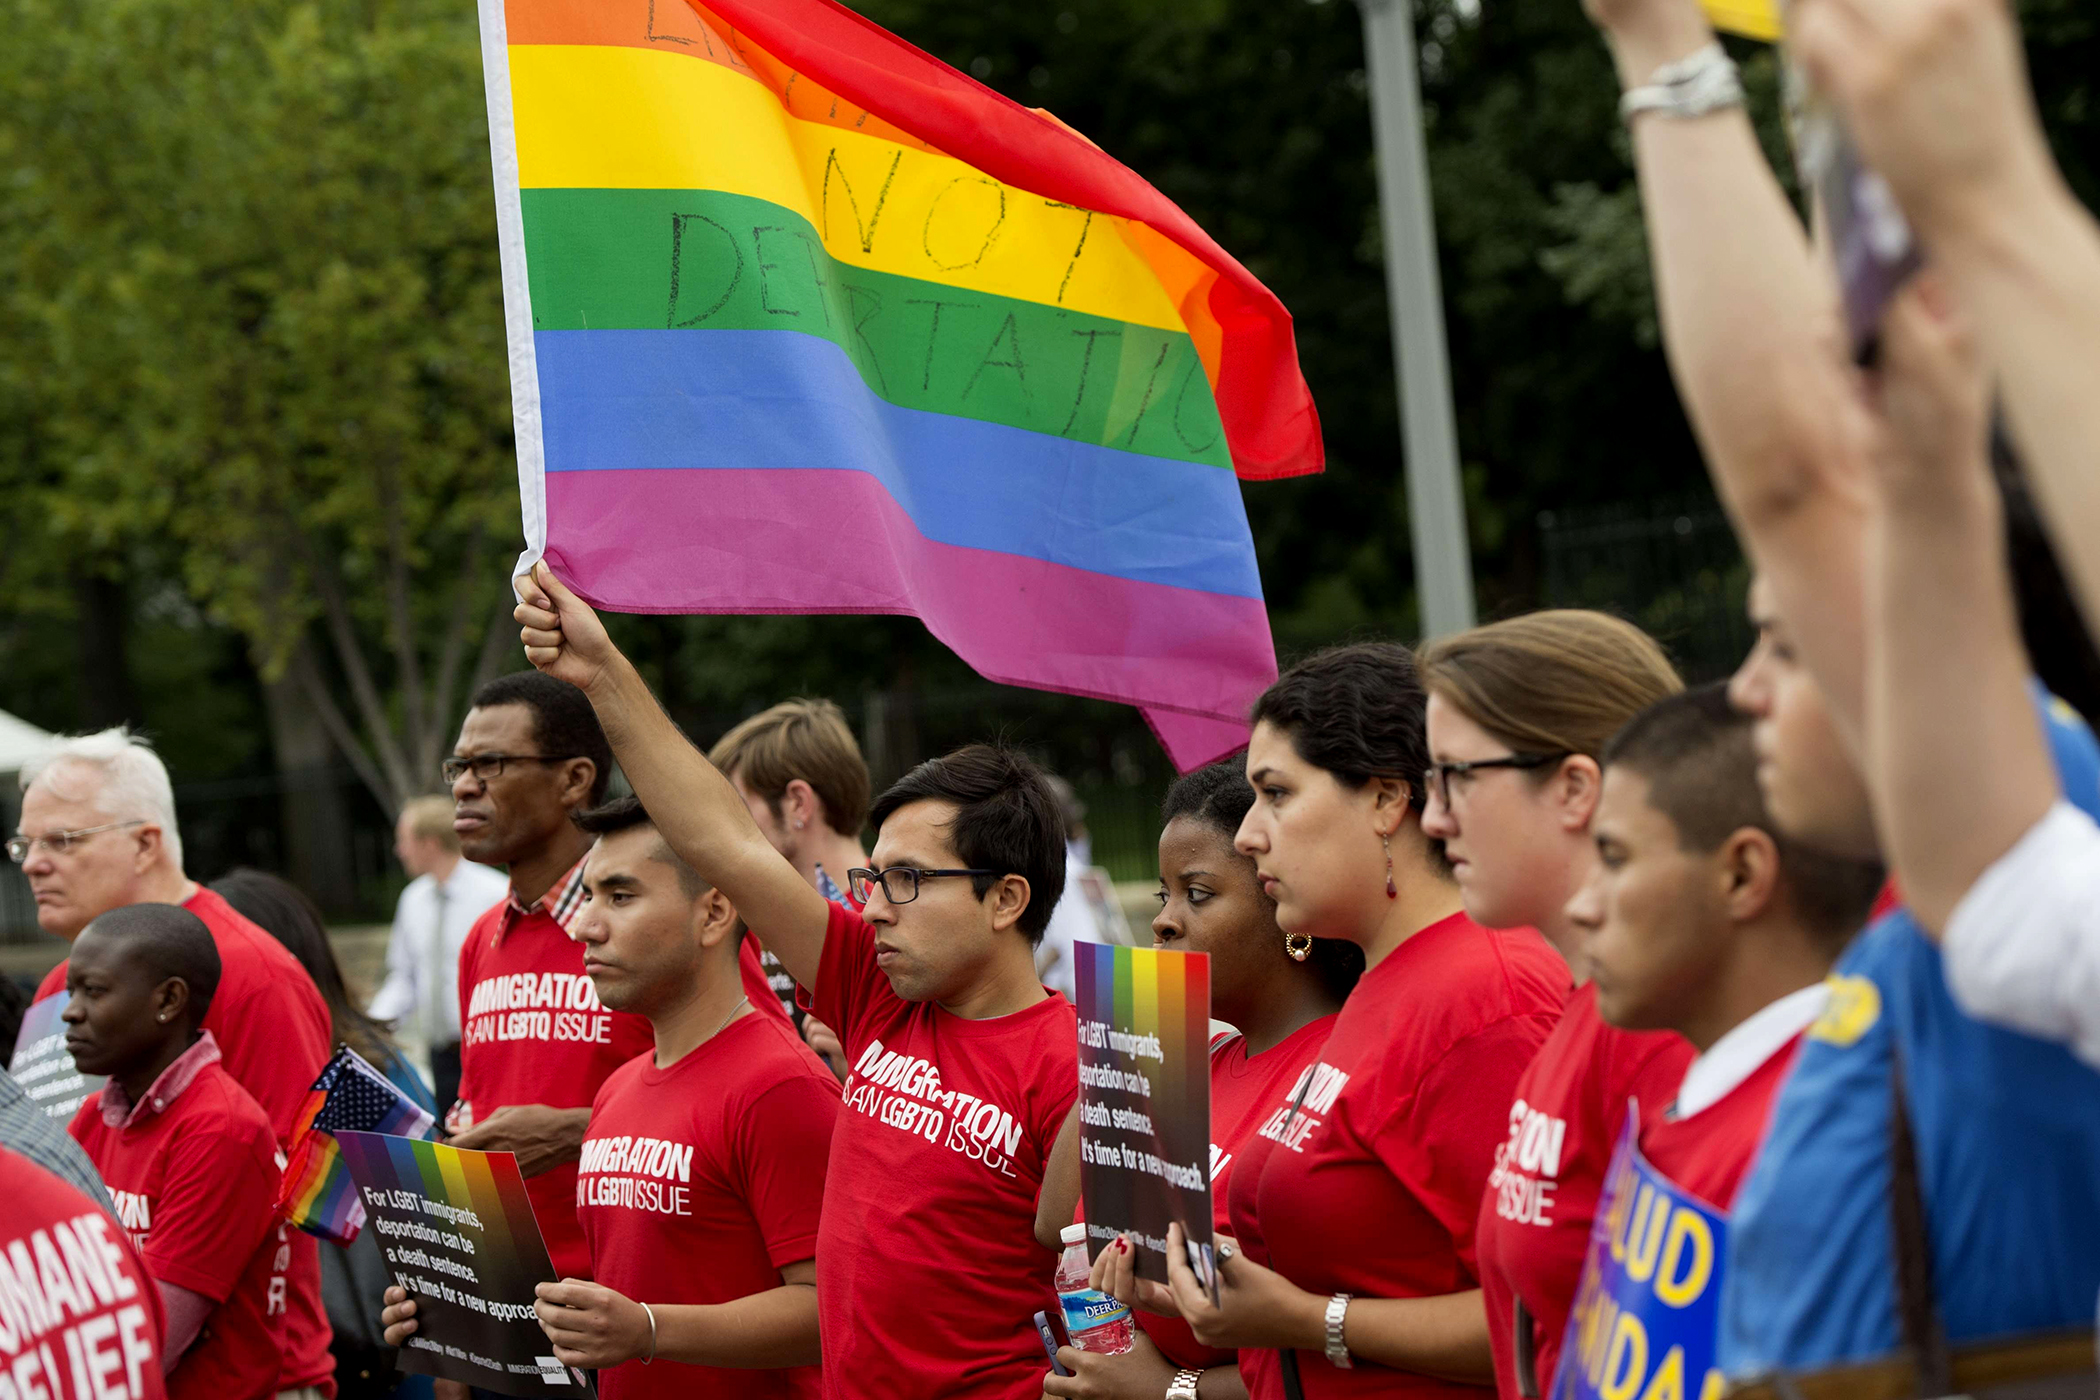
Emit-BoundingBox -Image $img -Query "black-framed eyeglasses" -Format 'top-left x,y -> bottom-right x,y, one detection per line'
847,866 -> 1001,906
5,820 -> 147,864
441,753 -> 580,785
1426,752 -> 1570,806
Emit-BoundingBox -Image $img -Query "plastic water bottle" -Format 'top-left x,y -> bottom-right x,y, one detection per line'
1054,1225 -> 1134,1354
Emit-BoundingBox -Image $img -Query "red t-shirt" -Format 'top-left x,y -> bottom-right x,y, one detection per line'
1226,913 -> 1567,1400
34,887 -> 335,1397
1637,1034 -> 1802,1212
800,901 -> 1077,1400
578,1011 -> 839,1400
0,1144 -> 168,1400
1476,984 -> 1691,1400
1135,1018 -> 1339,1372
70,1060 -> 290,1400
454,897 -> 655,1280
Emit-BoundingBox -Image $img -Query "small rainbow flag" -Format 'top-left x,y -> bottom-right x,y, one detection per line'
278,1046 -> 438,1244
476,0 -> 1322,770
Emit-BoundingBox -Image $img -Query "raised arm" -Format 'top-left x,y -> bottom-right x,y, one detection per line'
513,564 -> 832,988
1859,281 -> 2053,932
1793,0 -> 2100,635
1590,0 -> 1879,741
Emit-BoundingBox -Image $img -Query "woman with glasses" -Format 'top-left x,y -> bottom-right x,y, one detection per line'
1095,642 -> 1567,1399
1035,759 -> 1363,1400
1414,610 -> 1688,1400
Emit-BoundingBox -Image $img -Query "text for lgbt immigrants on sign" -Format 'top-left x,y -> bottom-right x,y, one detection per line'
1074,943 -> 1215,1288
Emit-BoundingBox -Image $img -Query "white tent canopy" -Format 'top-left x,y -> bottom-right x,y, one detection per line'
0,708 -> 53,782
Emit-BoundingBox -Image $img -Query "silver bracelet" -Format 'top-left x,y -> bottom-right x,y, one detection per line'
1324,1292 -> 1353,1370
1619,41 -> 1744,123
639,1300 -> 657,1364
1165,1368 -> 1205,1400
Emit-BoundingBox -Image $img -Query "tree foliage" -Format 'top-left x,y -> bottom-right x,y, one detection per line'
0,0 -> 517,811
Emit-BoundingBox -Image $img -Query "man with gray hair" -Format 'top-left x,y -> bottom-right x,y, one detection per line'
7,726 -> 340,1400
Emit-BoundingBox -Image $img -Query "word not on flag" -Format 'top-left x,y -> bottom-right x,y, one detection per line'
475,0 -> 1323,770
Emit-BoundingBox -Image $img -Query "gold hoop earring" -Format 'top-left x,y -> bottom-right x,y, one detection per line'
1284,932 -> 1312,962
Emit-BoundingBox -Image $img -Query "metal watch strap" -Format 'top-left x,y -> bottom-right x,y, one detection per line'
1618,41 -> 1744,123
1165,1368 -> 1205,1400
1325,1292 -> 1354,1370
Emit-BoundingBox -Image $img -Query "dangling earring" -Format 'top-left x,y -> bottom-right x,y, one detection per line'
1384,834 -> 1397,900
1284,932 -> 1312,962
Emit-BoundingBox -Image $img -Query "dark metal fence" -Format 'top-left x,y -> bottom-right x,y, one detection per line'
1538,498 -> 1753,683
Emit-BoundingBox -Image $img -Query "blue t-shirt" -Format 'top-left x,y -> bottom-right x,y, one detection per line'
1720,692 -> 2100,1376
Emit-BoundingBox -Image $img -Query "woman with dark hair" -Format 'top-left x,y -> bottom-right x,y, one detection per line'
211,868 -> 410,1079
1097,643 -> 1567,1399
1037,760 -> 1362,1400
209,868 -> 437,1400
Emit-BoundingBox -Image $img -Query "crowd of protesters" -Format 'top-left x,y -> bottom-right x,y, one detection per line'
11,0 -> 2100,1397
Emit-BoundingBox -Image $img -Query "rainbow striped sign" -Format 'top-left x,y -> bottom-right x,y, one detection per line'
476,0 -> 1322,769
1074,942 -> 1215,1292
334,1131 -> 587,1398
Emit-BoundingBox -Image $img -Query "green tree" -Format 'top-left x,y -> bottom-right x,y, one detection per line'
0,0 -> 518,815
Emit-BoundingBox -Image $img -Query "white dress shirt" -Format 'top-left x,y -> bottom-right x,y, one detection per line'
1673,982 -> 1829,1118
367,860 -> 511,1044
1943,799 -> 2100,1070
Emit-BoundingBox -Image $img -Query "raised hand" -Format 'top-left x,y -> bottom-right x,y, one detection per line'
1790,0 -> 2054,239
1866,275 -> 1990,497
513,561 -> 617,695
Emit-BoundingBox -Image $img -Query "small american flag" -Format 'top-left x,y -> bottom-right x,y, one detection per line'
277,1046 -> 437,1243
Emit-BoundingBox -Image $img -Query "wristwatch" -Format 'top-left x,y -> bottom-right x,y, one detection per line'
1325,1292 -> 1354,1370
1165,1368 -> 1204,1400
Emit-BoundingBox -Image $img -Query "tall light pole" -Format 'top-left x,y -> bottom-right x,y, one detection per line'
1358,0 -> 1477,637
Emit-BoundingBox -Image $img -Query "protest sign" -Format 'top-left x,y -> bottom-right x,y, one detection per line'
9,991 -> 103,1119
1553,1112 -> 1729,1400
333,1130 -> 588,1398
1073,942 -> 1215,1296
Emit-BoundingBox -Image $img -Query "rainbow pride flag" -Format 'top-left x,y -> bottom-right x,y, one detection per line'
278,1046 -> 438,1244
476,0 -> 1322,769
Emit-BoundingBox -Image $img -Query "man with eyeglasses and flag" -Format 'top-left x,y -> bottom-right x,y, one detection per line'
8,727 -> 340,1400
437,672 -> 790,1297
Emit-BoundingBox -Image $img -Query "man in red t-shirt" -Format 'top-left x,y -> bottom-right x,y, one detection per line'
384,796 -> 838,1398
514,564 -> 1079,1400
9,729 -> 336,1399
440,673 -> 795,1286
1569,686 -> 1885,1208
63,905 -> 296,1400
0,1143 -> 167,1400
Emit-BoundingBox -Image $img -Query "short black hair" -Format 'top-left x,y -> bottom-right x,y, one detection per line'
1162,757 -> 1364,1002
1249,642 -> 1432,810
572,795 -> 706,899
469,672 -> 614,805
1604,685 -> 1884,948
870,744 -> 1066,945
82,904 -> 222,1022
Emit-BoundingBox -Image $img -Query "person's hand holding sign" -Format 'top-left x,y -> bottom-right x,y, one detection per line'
532,1280 -> 654,1369
515,562 -> 617,696
379,1288 -> 469,1400
1091,1226 -> 1321,1353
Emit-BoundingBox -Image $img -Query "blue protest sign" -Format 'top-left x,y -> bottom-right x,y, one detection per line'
1553,1110 -> 1729,1400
